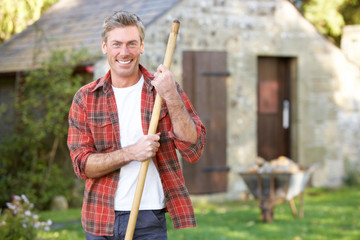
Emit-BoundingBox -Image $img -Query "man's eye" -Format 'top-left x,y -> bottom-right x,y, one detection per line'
113,43 -> 119,47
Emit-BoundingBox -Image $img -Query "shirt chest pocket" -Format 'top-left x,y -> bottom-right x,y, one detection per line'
88,117 -> 114,152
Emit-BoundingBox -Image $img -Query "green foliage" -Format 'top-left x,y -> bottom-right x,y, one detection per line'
0,0 -> 59,44
340,0 -> 360,25
302,0 -> 345,45
343,158 -> 360,186
0,48 -> 92,210
0,194 -> 52,240
291,0 -> 360,46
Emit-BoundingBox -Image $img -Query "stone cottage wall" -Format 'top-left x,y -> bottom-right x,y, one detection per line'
96,0 -> 360,199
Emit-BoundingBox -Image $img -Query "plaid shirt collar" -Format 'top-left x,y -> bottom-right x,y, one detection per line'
91,65 -> 154,93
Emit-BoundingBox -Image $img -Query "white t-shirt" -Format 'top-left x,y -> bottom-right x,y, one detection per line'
112,76 -> 165,211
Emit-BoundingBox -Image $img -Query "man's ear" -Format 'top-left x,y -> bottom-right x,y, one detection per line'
140,41 -> 144,54
101,40 -> 107,54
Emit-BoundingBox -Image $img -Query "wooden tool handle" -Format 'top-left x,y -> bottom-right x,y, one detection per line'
124,19 -> 180,240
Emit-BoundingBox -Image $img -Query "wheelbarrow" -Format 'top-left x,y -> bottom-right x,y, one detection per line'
239,163 -> 318,222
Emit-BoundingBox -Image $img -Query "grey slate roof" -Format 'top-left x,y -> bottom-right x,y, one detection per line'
0,0 -> 180,73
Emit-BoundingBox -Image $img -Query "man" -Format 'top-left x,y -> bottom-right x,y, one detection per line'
67,10 -> 206,239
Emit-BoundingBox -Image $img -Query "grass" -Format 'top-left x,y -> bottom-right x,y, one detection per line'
38,187 -> 360,240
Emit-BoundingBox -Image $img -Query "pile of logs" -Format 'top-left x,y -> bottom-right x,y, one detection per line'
246,156 -> 303,174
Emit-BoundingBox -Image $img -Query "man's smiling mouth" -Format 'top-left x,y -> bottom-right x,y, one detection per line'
117,59 -> 132,64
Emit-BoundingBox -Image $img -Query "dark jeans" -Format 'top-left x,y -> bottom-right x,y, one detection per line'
85,209 -> 167,240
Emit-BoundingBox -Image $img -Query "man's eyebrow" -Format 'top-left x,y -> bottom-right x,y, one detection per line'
110,39 -> 139,44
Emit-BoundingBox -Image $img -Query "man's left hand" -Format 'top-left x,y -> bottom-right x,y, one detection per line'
152,64 -> 178,102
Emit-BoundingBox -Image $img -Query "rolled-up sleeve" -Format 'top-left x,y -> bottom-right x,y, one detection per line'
168,83 -> 206,163
67,89 -> 95,179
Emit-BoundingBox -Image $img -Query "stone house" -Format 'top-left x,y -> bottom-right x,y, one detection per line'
1,0 -> 360,200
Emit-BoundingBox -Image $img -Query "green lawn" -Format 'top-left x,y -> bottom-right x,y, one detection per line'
38,187 -> 360,240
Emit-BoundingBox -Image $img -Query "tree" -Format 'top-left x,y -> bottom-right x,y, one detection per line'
289,0 -> 360,46
303,0 -> 345,44
0,48 -> 94,209
0,0 -> 59,44
340,0 -> 360,25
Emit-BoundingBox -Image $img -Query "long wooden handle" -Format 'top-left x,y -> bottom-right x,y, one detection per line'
124,19 -> 180,240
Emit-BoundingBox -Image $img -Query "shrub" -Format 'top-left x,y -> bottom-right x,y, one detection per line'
0,48 -> 93,209
343,158 -> 360,186
0,194 -> 52,240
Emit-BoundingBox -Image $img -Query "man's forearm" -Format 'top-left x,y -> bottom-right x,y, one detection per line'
165,93 -> 197,143
152,65 -> 198,143
84,134 -> 161,178
85,148 -> 133,178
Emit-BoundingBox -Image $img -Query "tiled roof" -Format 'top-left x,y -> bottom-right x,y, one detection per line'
0,0 -> 180,73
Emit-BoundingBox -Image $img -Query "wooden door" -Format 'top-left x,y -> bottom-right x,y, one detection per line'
257,57 -> 292,161
182,51 -> 228,194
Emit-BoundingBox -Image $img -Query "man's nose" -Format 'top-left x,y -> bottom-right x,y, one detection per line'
120,45 -> 129,56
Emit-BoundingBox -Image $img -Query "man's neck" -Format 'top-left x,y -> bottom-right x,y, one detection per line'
111,70 -> 142,88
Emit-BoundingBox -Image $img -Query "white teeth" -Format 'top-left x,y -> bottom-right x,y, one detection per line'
117,60 -> 131,64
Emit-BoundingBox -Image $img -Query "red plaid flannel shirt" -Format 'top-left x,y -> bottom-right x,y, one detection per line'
67,65 -> 206,236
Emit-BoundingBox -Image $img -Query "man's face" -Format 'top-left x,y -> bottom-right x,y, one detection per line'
101,25 -> 144,86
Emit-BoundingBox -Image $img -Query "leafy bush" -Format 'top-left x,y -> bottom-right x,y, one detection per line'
343,158 -> 360,186
0,194 -> 52,240
0,48 -> 93,209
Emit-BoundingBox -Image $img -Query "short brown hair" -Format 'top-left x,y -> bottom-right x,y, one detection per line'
101,10 -> 145,43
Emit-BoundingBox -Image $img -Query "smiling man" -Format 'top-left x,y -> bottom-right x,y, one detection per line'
103,25 -> 144,88
67,11 -> 206,240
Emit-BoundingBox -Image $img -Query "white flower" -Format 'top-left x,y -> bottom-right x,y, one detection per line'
33,214 -> 39,220
46,219 -> 53,226
44,226 -> 50,232
13,195 -> 21,201
21,194 -> 30,204
34,222 -> 40,229
22,223 -> 27,229
24,210 -> 31,216
6,202 -> 16,210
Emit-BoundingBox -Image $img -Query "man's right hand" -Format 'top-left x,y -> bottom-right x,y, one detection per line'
84,133 -> 161,179
128,133 -> 161,162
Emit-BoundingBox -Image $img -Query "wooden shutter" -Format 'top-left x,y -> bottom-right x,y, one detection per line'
182,51 -> 228,194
